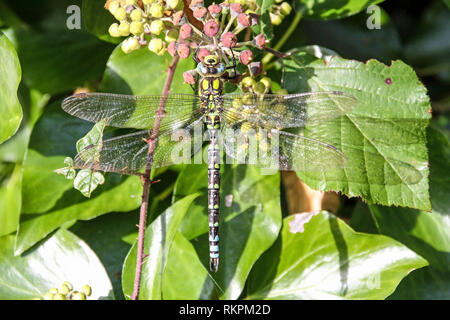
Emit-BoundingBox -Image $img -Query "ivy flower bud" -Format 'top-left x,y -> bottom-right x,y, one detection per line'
183,70 -> 196,84
167,41 -> 177,56
130,9 -> 143,21
237,13 -> 251,28
230,3 -> 243,17
270,12 -> 283,26
108,23 -> 121,37
130,21 -> 144,35
53,293 -> 66,300
180,23 -> 192,39
260,76 -> 272,90
149,3 -> 164,18
165,29 -> 179,42
239,50 -> 253,65
128,37 -> 140,50
242,76 -> 256,87
118,21 -> 131,36
150,20 -> 165,35
193,6 -> 207,20
108,1 -> 120,15
172,10 -> 184,25
113,7 -> 127,21
142,0 -> 155,4
80,285 -> 92,297
253,81 -> 266,94
203,20 -> 219,37
148,38 -> 166,55
125,0 -> 137,5
248,61 -> 263,77
167,0 -> 180,10
71,292 -> 87,300
197,48 -> 211,61
280,2 -> 292,16
177,43 -> 191,59
208,4 -> 222,17
252,34 -> 267,49
221,32 -> 237,48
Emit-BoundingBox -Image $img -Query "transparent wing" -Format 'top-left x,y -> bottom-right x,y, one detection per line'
74,117 -> 205,174
220,121 -> 346,171
222,91 -> 357,129
62,92 -> 203,130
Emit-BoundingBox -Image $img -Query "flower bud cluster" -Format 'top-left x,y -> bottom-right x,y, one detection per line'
40,282 -> 92,300
106,0 -> 184,55
269,0 -> 292,26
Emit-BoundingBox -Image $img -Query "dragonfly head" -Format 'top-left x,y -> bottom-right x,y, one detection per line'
197,55 -> 225,78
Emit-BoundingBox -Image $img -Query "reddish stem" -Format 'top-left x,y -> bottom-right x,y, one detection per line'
131,55 -> 180,300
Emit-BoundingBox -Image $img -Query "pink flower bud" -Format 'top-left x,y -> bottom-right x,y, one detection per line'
239,50 -> 253,65
221,32 -> 237,48
208,4 -> 222,17
249,13 -> 259,26
183,71 -> 196,84
193,6 -> 207,19
180,24 -> 192,39
172,10 -> 184,25
168,41 -> 177,57
230,3 -> 243,17
197,48 -> 211,61
189,0 -> 203,8
252,34 -> 267,49
203,20 -> 219,37
177,43 -> 191,59
237,13 -> 251,28
248,61 -> 263,77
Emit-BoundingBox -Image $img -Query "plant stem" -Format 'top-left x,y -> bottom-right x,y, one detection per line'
131,55 -> 180,300
261,10 -> 303,66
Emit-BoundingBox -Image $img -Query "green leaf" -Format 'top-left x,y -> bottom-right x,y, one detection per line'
74,169 -> 105,198
246,211 -> 428,299
283,52 -> 431,210
100,46 -> 194,95
121,193 -> 200,300
22,149 -> 73,214
15,174 -> 142,255
255,0 -> 275,40
0,163 -> 22,236
0,31 -> 22,144
162,232 -> 216,299
82,0 -> 121,44
76,119 -> 107,153
5,27 -> 114,94
0,229 -> 114,300
297,0 -> 385,20
351,127 -> 450,299
70,211 -> 141,300
388,266 -> 450,299
173,164 -> 282,300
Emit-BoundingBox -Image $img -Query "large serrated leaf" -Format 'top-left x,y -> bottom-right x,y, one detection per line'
0,229 -> 113,300
283,52 -> 431,210
246,211 -> 428,300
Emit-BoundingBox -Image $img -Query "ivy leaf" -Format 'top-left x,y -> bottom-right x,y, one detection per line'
0,163 -> 22,236
101,45 -> 194,95
15,174 -> 142,255
173,164 -> 282,300
74,169 -> 105,198
0,31 -> 22,144
246,211 -> 428,300
296,0 -> 385,20
0,229 -> 114,300
283,52 -> 431,210
255,0 -> 275,40
76,119 -> 107,153
121,193 -> 200,300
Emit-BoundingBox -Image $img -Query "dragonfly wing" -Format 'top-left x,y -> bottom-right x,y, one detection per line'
74,117 -> 205,174
62,92 -> 203,130
222,91 -> 357,129
220,122 -> 346,171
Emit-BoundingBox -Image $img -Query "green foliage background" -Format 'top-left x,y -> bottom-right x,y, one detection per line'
0,0 -> 448,300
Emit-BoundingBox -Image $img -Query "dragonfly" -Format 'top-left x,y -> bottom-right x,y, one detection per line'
62,54 -> 357,272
